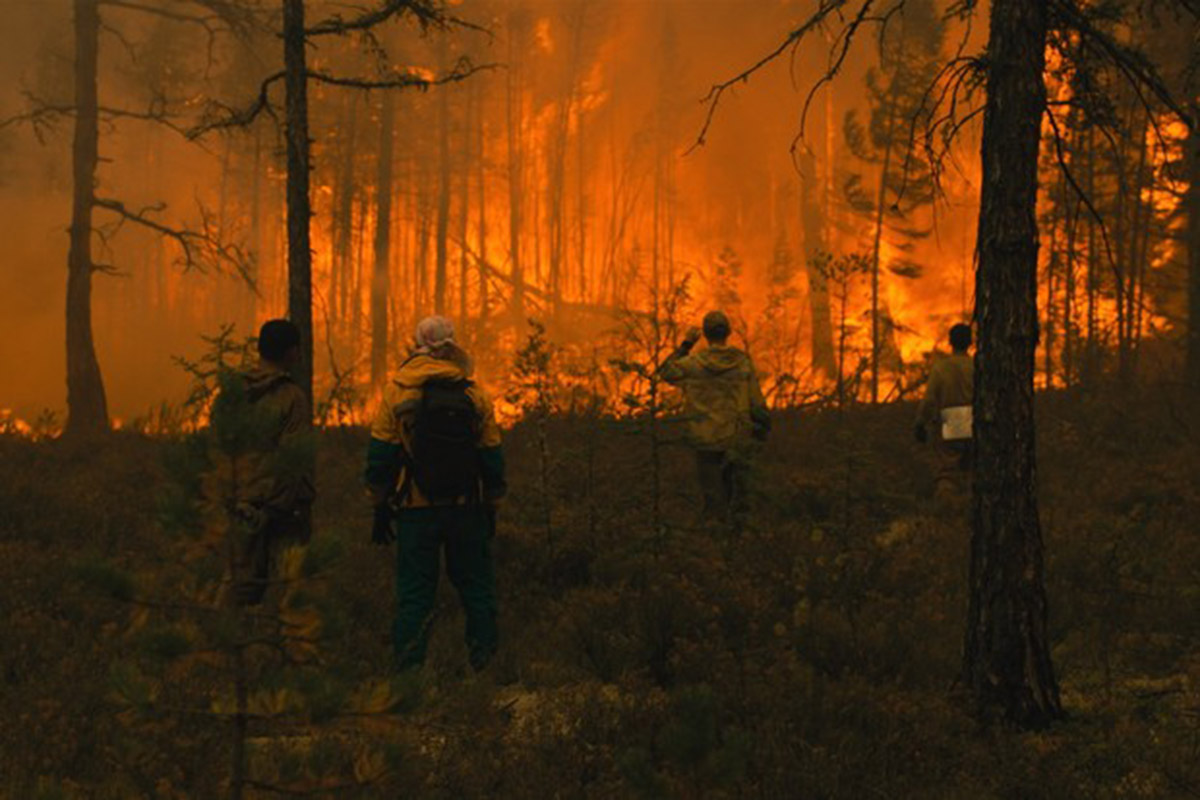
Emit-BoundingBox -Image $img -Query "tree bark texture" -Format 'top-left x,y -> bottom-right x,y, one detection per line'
283,0 -> 313,404
65,0 -> 109,438
799,149 -> 836,377
371,91 -> 395,389
964,0 -> 1062,729
506,10 -> 526,324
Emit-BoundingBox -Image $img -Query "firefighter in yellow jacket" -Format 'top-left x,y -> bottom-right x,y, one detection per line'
915,323 -> 975,495
365,316 -> 506,671
659,310 -> 770,520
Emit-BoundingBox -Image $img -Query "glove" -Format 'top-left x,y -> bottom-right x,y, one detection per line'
371,503 -> 395,545
684,326 -> 702,345
914,423 -> 928,444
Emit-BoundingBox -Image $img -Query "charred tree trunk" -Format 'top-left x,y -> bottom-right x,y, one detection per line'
799,148 -> 836,376
964,0 -> 1062,730
868,73 -> 901,404
1063,196 -> 1079,387
576,95 -> 589,306
65,0 -> 109,438
1083,127 -> 1099,384
458,83 -> 472,336
506,11 -> 526,325
283,0 -> 313,403
371,91 -> 395,390
331,94 -> 358,328
476,90 -> 490,325
249,126 -> 263,319
435,54 -> 451,316
1187,109 -> 1200,387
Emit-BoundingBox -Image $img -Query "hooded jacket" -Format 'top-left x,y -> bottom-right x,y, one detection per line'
659,344 -> 770,451
916,352 -> 974,433
365,352 -> 505,509
215,362 -> 315,516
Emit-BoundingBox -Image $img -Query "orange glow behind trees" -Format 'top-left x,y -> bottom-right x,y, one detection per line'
0,0 -> 1190,425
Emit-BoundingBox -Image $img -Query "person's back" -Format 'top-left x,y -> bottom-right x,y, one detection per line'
918,352 -> 974,433
915,323 -> 974,498
660,311 -> 769,520
664,344 -> 762,450
230,361 -> 313,514
365,316 -> 505,672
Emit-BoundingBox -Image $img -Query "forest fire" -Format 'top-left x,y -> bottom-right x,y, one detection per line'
0,0 -> 997,427
3,1 -> 1200,793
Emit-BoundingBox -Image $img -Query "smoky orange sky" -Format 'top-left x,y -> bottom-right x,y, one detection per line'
0,0 -> 986,423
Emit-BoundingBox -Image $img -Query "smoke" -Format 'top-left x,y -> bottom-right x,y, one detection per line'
0,0 -> 986,421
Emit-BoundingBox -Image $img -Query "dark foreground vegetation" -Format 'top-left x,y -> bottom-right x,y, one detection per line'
3,388 -> 1200,798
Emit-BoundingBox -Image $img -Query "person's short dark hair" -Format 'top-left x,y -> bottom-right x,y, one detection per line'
703,310 -> 731,341
949,323 -> 972,351
258,319 -> 301,362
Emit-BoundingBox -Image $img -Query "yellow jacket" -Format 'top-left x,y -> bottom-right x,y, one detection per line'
366,353 -> 504,508
660,345 -> 769,451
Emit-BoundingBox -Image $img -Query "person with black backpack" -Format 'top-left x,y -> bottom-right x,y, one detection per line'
364,315 -> 506,672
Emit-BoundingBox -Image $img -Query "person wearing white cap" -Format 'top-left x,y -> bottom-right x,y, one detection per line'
365,316 -> 506,672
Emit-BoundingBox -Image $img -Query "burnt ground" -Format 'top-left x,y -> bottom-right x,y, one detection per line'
2,387 -> 1199,798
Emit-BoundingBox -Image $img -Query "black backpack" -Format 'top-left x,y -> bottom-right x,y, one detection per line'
405,378 -> 482,504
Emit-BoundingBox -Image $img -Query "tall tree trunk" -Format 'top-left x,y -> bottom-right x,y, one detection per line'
1063,197 -> 1079,386
458,82 -> 472,336
283,0 -> 313,404
799,148 -> 836,376
371,92 -> 395,390
1186,109 -> 1200,387
249,126 -> 263,321
506,11 -> 526,325
1043,170 -> 1064,390
576,96 -> 589,306
1083,127 -> 1099,384
964,0 -> 1062,729
435,54 -> 451,316
65,0 -> 108,438
476,90 -> 490,325
868,73 -> 901,404
332,94 -> 358,329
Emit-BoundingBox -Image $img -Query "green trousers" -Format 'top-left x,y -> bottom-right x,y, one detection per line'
393,505 -> 497,671
695,450 -> 750,520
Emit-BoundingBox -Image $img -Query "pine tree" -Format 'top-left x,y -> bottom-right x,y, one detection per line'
842,0 -> 943,402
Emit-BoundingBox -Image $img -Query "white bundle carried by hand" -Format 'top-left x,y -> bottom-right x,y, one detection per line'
940,405 -> 973,441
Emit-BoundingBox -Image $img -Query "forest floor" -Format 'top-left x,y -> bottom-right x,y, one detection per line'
3,387 -> 1200,798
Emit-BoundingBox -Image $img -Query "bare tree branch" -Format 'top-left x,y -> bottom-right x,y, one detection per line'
189,59 -> 498,138
688,0 -> 856,154
94,196 -> 256,288
188,71 -> 286,138
305,0 -> 487,38
1,90 -> 199,144
306,58 -> 499,91
1050,0 -> 1194,129
1044,108 -> 1120,276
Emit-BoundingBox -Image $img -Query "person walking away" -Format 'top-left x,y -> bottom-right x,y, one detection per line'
659,310 -> 770,522
213,319 -> 315,607
914,323 -> 975,498
365,316 -> 506,672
